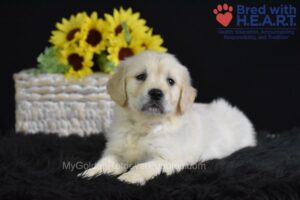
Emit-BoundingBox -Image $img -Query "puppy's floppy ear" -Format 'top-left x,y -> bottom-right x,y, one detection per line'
178,72 -> 197,114
107,64 -> 127,107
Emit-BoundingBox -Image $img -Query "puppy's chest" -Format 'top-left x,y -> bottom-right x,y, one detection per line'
114,125 -> 162,163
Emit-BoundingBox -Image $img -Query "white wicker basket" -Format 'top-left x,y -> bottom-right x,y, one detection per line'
14,69 -> 114,136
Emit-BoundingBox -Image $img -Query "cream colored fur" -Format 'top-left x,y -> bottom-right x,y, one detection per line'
79,51 -> 256,185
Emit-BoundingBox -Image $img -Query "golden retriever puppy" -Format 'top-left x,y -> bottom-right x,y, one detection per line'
79,51 -> 256,184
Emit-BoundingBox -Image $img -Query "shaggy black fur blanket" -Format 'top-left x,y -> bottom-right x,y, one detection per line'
1,129 -> 300,200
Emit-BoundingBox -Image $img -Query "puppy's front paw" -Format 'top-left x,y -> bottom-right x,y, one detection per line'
118,172 -> 145,185
78,161 -> 126,179
78,167 -> 104,179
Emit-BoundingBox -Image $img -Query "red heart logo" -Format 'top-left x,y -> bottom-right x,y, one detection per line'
216,12 -> 233,27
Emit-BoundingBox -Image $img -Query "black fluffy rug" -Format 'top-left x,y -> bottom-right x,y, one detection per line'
1,129 -> 300,200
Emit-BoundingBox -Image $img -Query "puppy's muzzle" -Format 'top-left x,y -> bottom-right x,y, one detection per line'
141,88 -> 165,114
148,88 -> 163,101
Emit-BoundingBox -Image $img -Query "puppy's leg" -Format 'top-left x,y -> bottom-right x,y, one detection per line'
118,160 -> 184,185
78,154 -> 129,178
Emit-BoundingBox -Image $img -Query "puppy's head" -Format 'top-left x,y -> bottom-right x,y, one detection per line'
107,51 -> 197,116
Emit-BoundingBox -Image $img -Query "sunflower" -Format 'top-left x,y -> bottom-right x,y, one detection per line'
141,29 -> 167,52
107,34 -> 144,66
50,12 -> 88,48
104,7 -> 149,39
80,12 -> 108,53
59,45 -> 93,78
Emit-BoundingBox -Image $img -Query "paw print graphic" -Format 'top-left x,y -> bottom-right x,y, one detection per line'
213,3 -> 234,27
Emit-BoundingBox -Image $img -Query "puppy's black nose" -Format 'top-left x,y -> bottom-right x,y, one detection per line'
148,88 -> 164,100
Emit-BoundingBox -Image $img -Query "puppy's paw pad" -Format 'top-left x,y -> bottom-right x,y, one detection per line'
118,172 -> 145,185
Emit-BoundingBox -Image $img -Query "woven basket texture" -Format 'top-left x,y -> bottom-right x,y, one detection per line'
14,70 -> 114,136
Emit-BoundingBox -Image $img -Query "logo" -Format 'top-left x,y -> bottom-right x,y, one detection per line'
213,4 -> 234,27
213,3 -> 297,40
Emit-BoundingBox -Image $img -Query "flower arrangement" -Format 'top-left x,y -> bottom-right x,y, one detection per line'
36,7 -> 167,78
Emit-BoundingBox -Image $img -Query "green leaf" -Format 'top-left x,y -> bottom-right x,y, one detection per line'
121,22 -> 131,44
95,52 -> 117,73
36,47 -> 70,74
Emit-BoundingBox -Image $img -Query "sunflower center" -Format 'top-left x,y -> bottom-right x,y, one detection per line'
115,24 -> 132,35
118,48 -> 134,60
67,28 -> 80,41
86,29 -> 102,47
115,25 -> 122,35
68,53 -> 84,71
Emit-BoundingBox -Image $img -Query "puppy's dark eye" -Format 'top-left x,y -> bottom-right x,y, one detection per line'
167,78 -> 175,86
136,73 -> 147,81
